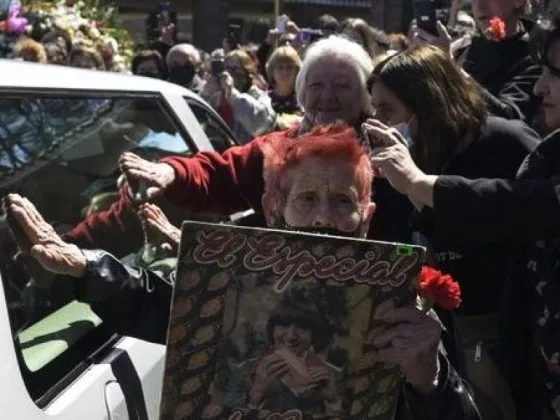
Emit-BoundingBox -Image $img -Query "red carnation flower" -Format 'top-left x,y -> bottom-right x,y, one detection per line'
418,266 -> 462,311
487,17 -> 506,41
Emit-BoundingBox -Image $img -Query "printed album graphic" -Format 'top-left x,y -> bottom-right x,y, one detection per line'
160,221 -> 425,420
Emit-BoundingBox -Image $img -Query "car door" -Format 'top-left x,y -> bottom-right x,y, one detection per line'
0,90 -> 216,419
183,97 -> 239,151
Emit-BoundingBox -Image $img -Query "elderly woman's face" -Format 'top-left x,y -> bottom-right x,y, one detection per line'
303,57 -> 365,125
282,157 -> 374,236
534,39 -> 560,133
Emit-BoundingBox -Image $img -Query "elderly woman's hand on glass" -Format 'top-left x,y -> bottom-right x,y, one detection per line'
375,306 -> 442,395
4,194 -> 87,281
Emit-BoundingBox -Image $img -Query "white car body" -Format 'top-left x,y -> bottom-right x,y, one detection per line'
0,60 -> 244,420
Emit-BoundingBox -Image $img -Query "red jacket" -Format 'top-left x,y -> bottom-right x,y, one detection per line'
64,127 -> 412,256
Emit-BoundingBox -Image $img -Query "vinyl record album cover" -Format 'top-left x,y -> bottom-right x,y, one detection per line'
160,221 -> 425,420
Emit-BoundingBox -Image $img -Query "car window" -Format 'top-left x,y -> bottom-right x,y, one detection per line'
185,99 -> 238,152
0,93 -> 194,404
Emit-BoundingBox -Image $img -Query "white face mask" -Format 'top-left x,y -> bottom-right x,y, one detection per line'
391,116 -> 415,148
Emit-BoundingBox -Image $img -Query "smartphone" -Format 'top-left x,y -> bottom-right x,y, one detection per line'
211,59 -> 225,76
299,28 -> 322,44
413,0 -> 438,37
276,15 -> 289,34
158,2 -> 171,27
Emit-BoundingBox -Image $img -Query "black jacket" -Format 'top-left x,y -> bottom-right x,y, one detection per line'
429,129 -> 560,419
73,249 -> 480,420
458,20 -> 541,123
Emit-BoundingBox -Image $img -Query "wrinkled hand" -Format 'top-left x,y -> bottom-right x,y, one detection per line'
370,143 -> 424,195
219,71 -> 234,101
309,366 -> 338,403
362,118 -> 408,148
409,21 -> 452,56
249,353 -> 289,405
374,307 -> 442,395
364,119 -> 424,194
138,203 -> 181,251
119,152 -> 176,202
4,194 -> 86,281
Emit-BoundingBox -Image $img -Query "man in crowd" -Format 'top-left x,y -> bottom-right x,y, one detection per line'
5,124 -> 479,419
165,43 -> 206,94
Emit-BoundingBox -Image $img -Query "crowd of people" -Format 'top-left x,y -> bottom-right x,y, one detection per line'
5,0 -> 560,419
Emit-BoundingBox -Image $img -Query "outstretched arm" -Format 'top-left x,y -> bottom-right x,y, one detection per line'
5,194 -> 172,344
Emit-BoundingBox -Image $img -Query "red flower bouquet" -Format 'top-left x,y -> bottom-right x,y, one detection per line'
487,17 -> 506,41
418,266 -> 462,311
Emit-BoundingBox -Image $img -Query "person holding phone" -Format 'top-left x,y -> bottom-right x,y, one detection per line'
362,44 -> 540,420
200,48 -> 276,144
367,15 -> 560,417
410,0 -> 541,125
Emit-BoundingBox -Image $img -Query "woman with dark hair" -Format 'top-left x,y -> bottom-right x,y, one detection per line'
131,49 -> 167,79
200,48 -> 276,144
364,44 -> 540,419
367,11 -> 560,419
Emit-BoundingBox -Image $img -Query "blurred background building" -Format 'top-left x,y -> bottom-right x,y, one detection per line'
104,0 -> 421,51
101,0 -> 554,52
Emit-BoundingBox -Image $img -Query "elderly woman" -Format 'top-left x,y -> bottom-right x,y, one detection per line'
367,12 -> 560,420
200,48 -> 276,144
62,35 -> 415,258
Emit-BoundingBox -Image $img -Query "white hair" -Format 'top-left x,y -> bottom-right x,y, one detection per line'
295,35 -> 374,110
167,43 -> 201,64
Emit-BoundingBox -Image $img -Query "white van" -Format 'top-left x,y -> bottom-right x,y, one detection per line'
0,59 -> 242,420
